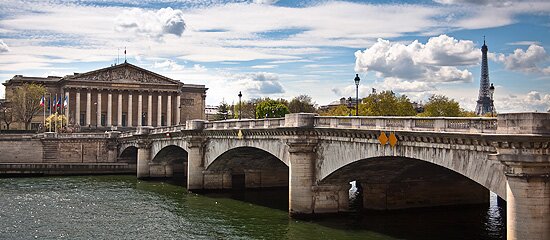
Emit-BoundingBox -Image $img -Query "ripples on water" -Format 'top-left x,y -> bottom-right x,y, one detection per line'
0,176 -> 504,239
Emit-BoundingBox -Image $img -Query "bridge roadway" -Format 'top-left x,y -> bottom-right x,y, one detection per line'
116,112 -> 550,240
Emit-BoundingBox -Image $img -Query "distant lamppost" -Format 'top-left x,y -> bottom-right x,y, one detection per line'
238,91 -> 242,120
489,83 -> 495,117
347,97 -> 353,116
354,74 -> 361,116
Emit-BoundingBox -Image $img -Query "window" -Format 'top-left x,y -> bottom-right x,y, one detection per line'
182,98 -> 194,106
122,113 -> 127,127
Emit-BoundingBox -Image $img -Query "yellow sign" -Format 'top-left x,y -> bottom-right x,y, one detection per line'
389,132 -> 398,147
237,129 -> 243,139
378,132 -> 388,145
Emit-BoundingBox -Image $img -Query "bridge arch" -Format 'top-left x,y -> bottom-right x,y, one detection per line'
204,138 -> 289,169
119,146 -> 138,164
315,140 -> 506,200
149,144 -> 188,178
203,146 -> 289,189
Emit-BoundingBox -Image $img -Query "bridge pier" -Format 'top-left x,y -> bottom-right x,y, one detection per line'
493,112 -> 550,240
288,139 -> 317,217
312,184 -> 350,213
187,137 -> 205,191
136,140 -> 151,179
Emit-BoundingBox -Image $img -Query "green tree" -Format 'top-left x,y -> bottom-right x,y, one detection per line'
420,95 -> 462,117
361,91 -> 416,116
319,105 -> 352,116
8,83 -> 47,129
256,99 -> 290,118
288,95 -> 316,113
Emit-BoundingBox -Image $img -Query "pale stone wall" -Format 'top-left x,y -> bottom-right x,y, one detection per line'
180,91 -> 205,121
0,137 -> 43,162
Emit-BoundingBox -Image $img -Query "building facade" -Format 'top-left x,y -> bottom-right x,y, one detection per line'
3,62 -> 207,130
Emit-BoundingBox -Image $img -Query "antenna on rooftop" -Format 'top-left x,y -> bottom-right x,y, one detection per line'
124,47 -> 127,63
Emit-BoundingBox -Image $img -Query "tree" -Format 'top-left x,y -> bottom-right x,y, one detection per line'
8,83 -> 47,129
215,101 -> 231,120
319,105 -> 352,116
0,101 -> 13,130
420,95 -> 462,117
255,99 -> 290,118
288,95 -> 316,113
361,91 -> 416,116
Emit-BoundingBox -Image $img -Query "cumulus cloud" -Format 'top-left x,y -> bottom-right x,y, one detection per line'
498,91 -> 550,112
354,35 -> 477,83
496,44 -> 549,74
115,7 -> 186,39
228,72 -> 284,95
152,59 -> 184,71
0,40 -> 9,53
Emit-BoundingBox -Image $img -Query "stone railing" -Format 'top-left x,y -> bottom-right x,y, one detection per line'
119,115 -> 501,137
314,116 -> 497,133
204,118 -> 285,130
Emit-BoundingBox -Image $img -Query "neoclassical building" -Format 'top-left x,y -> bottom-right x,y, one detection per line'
3,62 -> 207,130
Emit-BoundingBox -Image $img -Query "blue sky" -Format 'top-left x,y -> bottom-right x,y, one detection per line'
0,0 -> 549,112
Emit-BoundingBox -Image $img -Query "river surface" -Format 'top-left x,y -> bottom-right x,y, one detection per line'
0,175 -> 505,239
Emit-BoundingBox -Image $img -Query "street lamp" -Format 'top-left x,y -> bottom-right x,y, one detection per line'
238,91 -> 242,120
489,83 -> 495,117
354,74 -> 360,116
347,97 -> 353,116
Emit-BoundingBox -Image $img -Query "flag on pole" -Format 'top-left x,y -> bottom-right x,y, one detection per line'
39,96 -> 45,107
52,95 -> 57,111
64,95 -> 68,108
57,96 -> 61,108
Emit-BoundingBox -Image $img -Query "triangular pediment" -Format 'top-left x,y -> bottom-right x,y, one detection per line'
65,63 -> 180,85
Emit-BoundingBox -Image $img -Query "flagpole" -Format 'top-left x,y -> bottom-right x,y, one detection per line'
42,95 -> 45,131
49,93 -> 52,132
55,93 -> 58,133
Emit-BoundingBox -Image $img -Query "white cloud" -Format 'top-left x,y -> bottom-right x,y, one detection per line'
497,91 -> 550,112
252,0 -> 279,4
251,65 -> 278,69
0,40 -> 9,53
227,72 -> 285,95
354,35 -> 476,83
115,7 -> 186,39
152,59 -> 185,71
496,44 -> 549,74
507,41 -> 541,46
433,0 -> 515,7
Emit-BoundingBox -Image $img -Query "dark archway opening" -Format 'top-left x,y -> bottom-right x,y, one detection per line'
150,145 -> 188,182
203,147 -> 289,210
317,156 -> 505,240
119,146 -> 138,172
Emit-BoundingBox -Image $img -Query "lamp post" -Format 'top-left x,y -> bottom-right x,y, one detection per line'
354,74 -> 360,116
489,83 -> 495,117
347,97 -> 353,116
238,91 -> 242,120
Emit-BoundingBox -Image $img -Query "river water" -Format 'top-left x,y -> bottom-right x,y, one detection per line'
0,175 -> 505,239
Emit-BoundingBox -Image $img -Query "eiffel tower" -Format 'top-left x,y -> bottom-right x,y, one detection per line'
475,37 -> 496,116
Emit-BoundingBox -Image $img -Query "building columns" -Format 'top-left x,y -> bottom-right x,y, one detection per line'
64,91 -> 69,123
117,93 -> 122,126
97,92 -> 102,127
137,94 -> 142,127
176,95 -> 181,125
128,93 -> 133,127
75,91 -> 81,126
107,92 -> 112,127
86,91 -> 91,126
167,95 -> 172,126
157,95 -> 162,127
147,93 -> 152,126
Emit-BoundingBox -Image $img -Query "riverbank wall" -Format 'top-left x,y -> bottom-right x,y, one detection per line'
0,133 -> 135,176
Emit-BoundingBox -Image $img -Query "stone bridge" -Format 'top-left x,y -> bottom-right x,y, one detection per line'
117,112 -> 550,240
